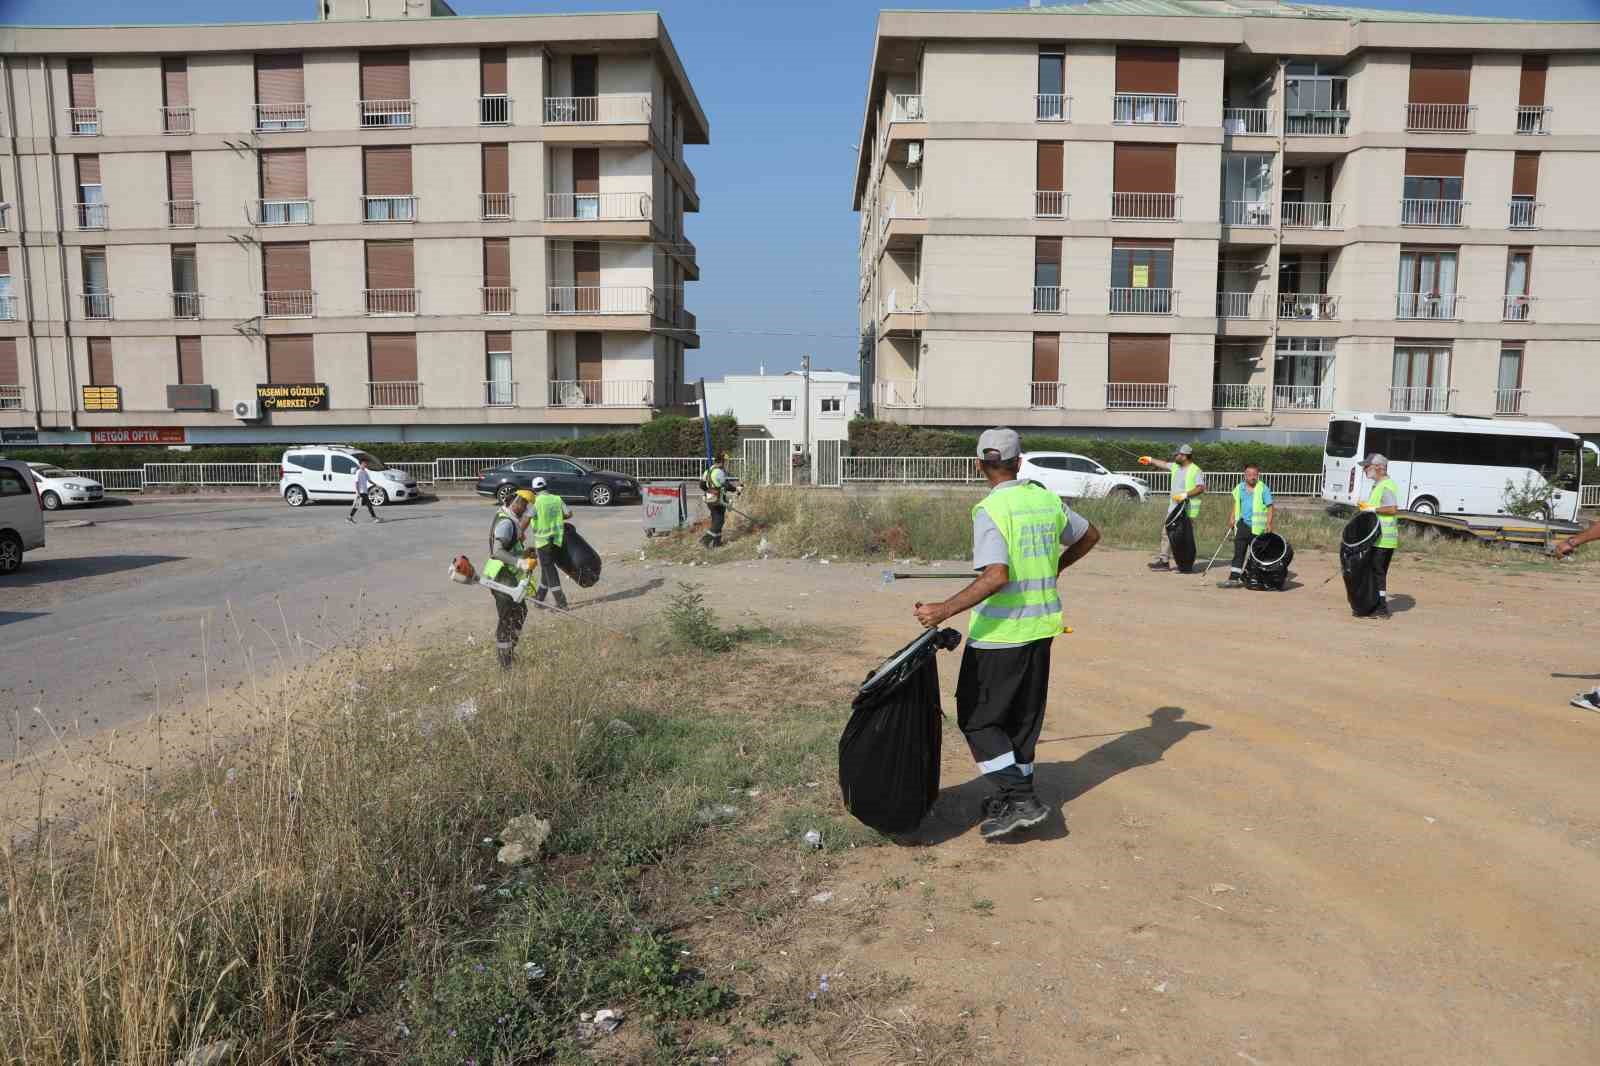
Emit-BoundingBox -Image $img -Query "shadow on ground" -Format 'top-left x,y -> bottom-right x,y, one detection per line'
2,555 -> 184,588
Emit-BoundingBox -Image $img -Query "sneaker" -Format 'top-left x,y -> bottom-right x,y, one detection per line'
1147,559 -> 1171,571
979,795 -> 1050,840
1217,578 -> 1243,589
1570,690 -> 1600,712
371,516 -> 382,523
1374,603 -> 1391,618
980,794 -> 1005,822
346,515 -> 356,524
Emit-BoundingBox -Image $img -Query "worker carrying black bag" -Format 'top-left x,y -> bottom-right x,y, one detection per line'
550,522 -> 603,588
1243,532 -> 1294,591
1164,498 -> 1197,573
1341,511 -> 1382,616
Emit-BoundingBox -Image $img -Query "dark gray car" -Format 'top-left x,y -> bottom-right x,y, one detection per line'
473,455 -> 641,507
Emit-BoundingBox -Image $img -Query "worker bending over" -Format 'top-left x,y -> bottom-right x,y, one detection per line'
914,428 -> 1100,841
484,489 -> 534,669
701,453 -> 738,549
529,477 -> 573,609
1219,463 -> 1274,589
1140,444 -> 1205,571
1359,453 -> 1400,619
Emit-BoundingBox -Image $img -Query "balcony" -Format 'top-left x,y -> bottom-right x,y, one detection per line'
1029,381 -> 1064,408
362,195 -> 417,222
161,106 -> 194,134
549,379 -> 653,408
1406,103 -> 1475,133
483,380 -> 517,407
81,292 -> 113,319
545,192 -> 652,221
368,381 -> 421,409
1285,110 -> 1349,136
1111,192 -> 1179,221
170,292 -> 203,319
1109,287 -> 1174,315
874,379 -> 921,409
1389,386 -> 1456,413
1508,200 -> 1541,230
364,288 -> 418,316
167,200 -> 198,228
881,288 -> 924,318
1035,190 -> 1068,219
262,290 -> 316,318
479,94 -> 512,126
1031,286 -> 1066,314
1494,388 -> 1530,415
75,203 -> 109,230
0,294 -> 16,320
1278,293 -> 1339,320
67,107 -> 100,135
1106,382 -> 1174,410
1275,384 -> 1335,410
543,93 -> 652,125
257,199 -> 313,226
1035,93 -> 1070,122
1516,105 -> 1552,135
1400,198 -> 1465,227
254,102 -> 309,132
1222,200 -> 1272,227
546,285 -> 654,315
891,93 -> 924,122
1503,294 -> 1535,322
1216,292 -> 1263,319
0,203 -> 8,230
0,384 -> 24,411
1113,93 -> 1183,126
1223,107 -> 1274,135
1213,383 -> 1265,410
360,99 -> 414,128
482,286 -> 514,315
1396,293 -> 1461,320
1282,201 -> 1344,229
479,193 -> 515,221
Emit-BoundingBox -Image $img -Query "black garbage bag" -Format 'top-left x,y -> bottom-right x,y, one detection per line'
838,626 -> 962,835
1243,531 -> 1294,591
1341,511 -> 1382,616
1165,499 -> 1197,573
550,523 -> 603,588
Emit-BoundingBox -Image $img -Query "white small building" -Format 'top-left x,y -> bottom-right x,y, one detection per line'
703,367 -> 861,454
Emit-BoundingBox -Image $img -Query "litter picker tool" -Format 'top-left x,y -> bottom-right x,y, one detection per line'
1198,526 -> 1235,580
880,569 -> 1073,633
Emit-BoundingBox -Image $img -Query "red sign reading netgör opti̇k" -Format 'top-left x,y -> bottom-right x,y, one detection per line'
88,427 -> 187,445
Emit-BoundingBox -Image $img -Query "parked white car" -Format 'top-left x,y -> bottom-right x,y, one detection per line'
0,459 -> 45,574
27,463 -> 104,510
279,445 -> 420,508
1019,452 -> 1149,501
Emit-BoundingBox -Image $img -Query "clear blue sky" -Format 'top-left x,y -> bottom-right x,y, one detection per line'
4,0 -> 1597,380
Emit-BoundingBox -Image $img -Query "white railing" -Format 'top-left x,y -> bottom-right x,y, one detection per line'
1110,287 -> 1175,315
1389,386 -> 1456,413
1222,200 -> 1273,227
547,285 -> 654,315
843,456 -> 978,483
1407,102 -> 1475,132
479,94 -> 511,126
543,93 -> 652,125
257,199 -> 312,225
1033,286 -> 1067,314
67,107 -> 100,135
1213,384 -> 1265,410
166,200 -> 198,227
0,203 -> 8,230
435,457 -> 517,481
0,295 -> 15,320
75,203 -> 109,230
144,464 -> 281,488
1035,190 -> 1068,219
1216,291 -> 1262,319
1035,93 -> 1070,122
480,192 -> 515,220
891,93 -> 924,122
1029,381 -> 1064,408
81,292 -> 113,319
482,286 -> 515,315
884,189 -> 923,220
874,379 -> 921,409
1223,107 -> 1273,134
171,292 -> 203,319
880,289 -> 923,317
576,457 -> 706,480
1503,294 -> 1534,322
1111,192 -> 1179,220
368,381 -> 421,408
1494,388 -> 1530,415
1285,110 -> 1349,136
1282,201 -> 1343,229
1116,470 -> 1322,497
262,290 -> 316,318
360,98 -> 414,128
0,384 -> 24,410
1113,93 -> 1183,125
1400,198 -> 1465,226
1508,200 -> 1541,229
363,195 -> 417,222
1278,293 -> 1339,320
1106,383 -> 1174,409
1274,384 -> 1335,410
1396,293 -> 1461,320
545,192 -> 651,220
1516,105 -> 1552,135
365,288 -> 418,316
161,106 -> 194,134
548,379 -> 654,408
483,380 -> 517,407
254,102 -> 309,132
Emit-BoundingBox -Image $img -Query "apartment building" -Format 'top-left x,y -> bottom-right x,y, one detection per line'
853,0 -> 1600,444
0,0 -> 705,445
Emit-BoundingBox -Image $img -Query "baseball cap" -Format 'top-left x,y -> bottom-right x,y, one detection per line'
530,477 -> 548,491
1173,444 -> 1195,458
1363,453 -> 1387,467
976,427 -> 1021,462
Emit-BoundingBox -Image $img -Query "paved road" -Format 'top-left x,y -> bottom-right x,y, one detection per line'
2,495 -> 648,745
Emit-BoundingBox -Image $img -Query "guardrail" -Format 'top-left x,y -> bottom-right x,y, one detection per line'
163,105 -> 195,134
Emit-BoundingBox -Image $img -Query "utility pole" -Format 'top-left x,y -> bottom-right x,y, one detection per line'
801,353 -> 812,469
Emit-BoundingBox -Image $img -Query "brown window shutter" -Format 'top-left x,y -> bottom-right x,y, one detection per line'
267,335 -> 314,383
259,149 -> 308,199
368,333 -> 418,382
1108,334 -> 1171,385
0,248 -> 9,275
485,330 -> 511,352
76,155 -> 101,186
363,146 -> 413,196
161,57 -> 188,107
1403,149 -> 1466,178
255,53 -> 305,105
88,337 -> 114,385
1036,142 -> 1064,192
1113,143 -> 1176,193
1115,46 -> 1179,94
1034,237 -> 1061,267
480,48 -> 507,94
1519,55 -> 1547,107
166,153 -> 193,200
482,144 -> 509,195
359,51 -> 410,100
262,242 -> 312,291
365,240 -> 415,290
0,339 -> 18,386
575,332 -> 603,380
1512,152 -> 1539,197
68,58 -> 95,108
1031,333 -> 1060,382
574,241 -> 600,286
177,336 -> 203,384
1113,238 -> 1175,251
573,148 -> 600,195
483,238 -> 511,287
1407,54 -> 1471,105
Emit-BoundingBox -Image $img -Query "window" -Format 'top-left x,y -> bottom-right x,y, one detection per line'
1275,337 -> 1335,406
1497,346 -> 1525,413
262,243 -> 313,317
1402,150 -> 1465,225
266,335 -> 314,383
362,146 -> 415,221
161,57 -> 191,133
285,452 -> 325,472
771,397 -> 794,415
572,55 -> 598,99
331,455 -> 356,475
1391,345 -> 1452,411
1112,143 -> 1177,218
259,149 -> 310,224
480,48 -> 510,124
1284,60 -> 1348,134
170,245 -> 199,318
1032,332 -> 1060,406
482,144 -> 511,219
1511,153 -> 1539,228
82,248 -> 110,318
68,58 -> 98,134
1037,46 -> 1065,120
1114,46 -> 1180,124
0,468 -> 27,497
485,331 -> 513,406
1397,248 -> 1458,318
1326,419 -> 1361,459
820,396 -> 842,415
1033,237 -> 1062,311
1111,240 -> 1173,313
75,156 -> 105,229
1222,153 -> 1273,223
359,51 -> 412,127
1518,55 -> 1548,132
166,153 -> 195,226
1505,249 -> 1531,320
1036,142 -> 1064,215
177,336 -> 204,385
88,337 -> 114,385
254,53 -> 307,131
0,249 -> 14,320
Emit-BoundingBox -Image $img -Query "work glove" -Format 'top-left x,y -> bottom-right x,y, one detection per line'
518,556 -> 537,572
1357,501 -> 1373,511
1170,493 -> 1185,503
1138,456 -> 1153,466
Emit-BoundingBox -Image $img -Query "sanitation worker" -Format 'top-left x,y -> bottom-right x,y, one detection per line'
1360,453 -> 1401,619
1140,444 -> 1205,571
528,476 -> 573,610
484,489 -> 534,669
1554,516 -> 1600,709
913,428 -> 1101,841
700,452 -> 737,549
1218,463 -> 1274,588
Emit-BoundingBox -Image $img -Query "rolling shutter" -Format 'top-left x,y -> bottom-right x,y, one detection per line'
88,337 -> 114,385
259,149 -> 307,199
68,59 -> 95,108
166,153 -> 193,200
1113,143 -> 1176,193
1512,152 -> 1539,197
364,240 -> 414,290
485,330 -> 511,352
575,332 -> 603,381
363,146 -> 413,196
574,241 -> 600,287
368,333 -> 417,382
1034,237 -> 1061,267
1036,142 -> 1064,192
480,48 -> 507,94
1031,333 -> 1059,383
1519,55 -> 1547,107
1115,46 -> 1178,94
267,335 -> 314,383
161,57 -> 188,107
1408,54 -> 1470,104
573,148 -> 599,196
1108,334 -> 1170,385
254,53 -> 304,105
359,51 -> 410,101
177,336 -> 203,384
75,155 -> 100,186
262,242 -> 311,291
0,248 -> 8,275
1403,149 -> 1465,177
483,238 -> 510,287
0,339 -> 18,386
482,144 -> 509,195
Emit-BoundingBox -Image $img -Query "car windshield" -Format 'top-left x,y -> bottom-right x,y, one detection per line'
36,467 -> 73,478
352,452 -> 388,472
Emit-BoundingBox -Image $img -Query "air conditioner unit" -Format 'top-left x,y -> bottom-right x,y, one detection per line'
906,142 -> 923,167
233,396 -> 262,420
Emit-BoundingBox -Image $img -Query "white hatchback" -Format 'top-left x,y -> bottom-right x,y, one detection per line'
1019,452 -> 1149,502
0,459 -> 45,574
279,446 -> 420,508
27,463 -> 105,510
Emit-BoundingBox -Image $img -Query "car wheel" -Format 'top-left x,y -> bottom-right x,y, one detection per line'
284,484 -> 309,507
589,483 -> 614,507
41,491 -> 61,511
1411,496 -> 1439,516
0,531 -> 21,575
368,485 -> 389,508
496,483 -> 518,505
1110,486 -> 1138,502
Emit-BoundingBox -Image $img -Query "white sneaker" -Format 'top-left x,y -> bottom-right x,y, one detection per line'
1570,690 -> 1600,713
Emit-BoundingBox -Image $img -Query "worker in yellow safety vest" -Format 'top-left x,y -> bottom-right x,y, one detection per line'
1218,463 -> 1274,589
528,477 -> 573,609
1359,453 -> 1401,619
1556,517 -> 1600,710
1139,443 -> 1206,571
700,453 -> 737,549
913,428 -> 1100,841
484,489 -> 535,669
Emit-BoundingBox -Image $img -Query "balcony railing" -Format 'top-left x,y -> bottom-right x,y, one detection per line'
81,292 -> 114,319
1222,200 -> 1272,227
1390,386 -> 1456,413
254,102 -> 309,132
1035,190 -> 1068,219
479,94 -> 511,126
262,290 -> 316,318
360,99 -> 414,128
1278,292 -> 1339,320
167,200 -> 198,228
0,384 -> 24,411
1401,198 -> 1466,226
1516,105 -> 1552,135
1113,93 -> 1183,126
549,379 -> 653,408
1282,201 -> 1343,229
547,285 -> 654,315
483,380 -> 517,407
75,203 -> 109,230
881,288 -> 923,317
0,203 -> 9,230
1495,388 -> 1530,415
1213,383 -> 1265,410
1111,192 -> 1179,220
257,199 -> 313,226
479,192 -> 515,220
1032,286 -> 1066,314
171,292 -> 203,319
363,195 -> 417,222
884,189 -> 923,222
368,381 -> 421,409
1508,199 -> 1541,230
545,192 -> 652,221
1029,381 -> 1064,408
0,295 -> 17,320
67,107 -> 100,135
364,288 -> 418,316
1106,382 -> 1174,409
1406,102 -> 1475,133
1035,93 -> 1070,122
161,106 -> 194,134
1110,287 -> 1175,315
1275,384 -> 1335,410
891,93 -> 924,122
543,93 -> 652,125
1285,110 -> 1349,136
482,286 -> 514,315
1396,292 -> 1461,320
1223,107 -> 1274,135
1216,291 -> 1263,319
1503,294 -> 1534,322
874,379 -> 921,409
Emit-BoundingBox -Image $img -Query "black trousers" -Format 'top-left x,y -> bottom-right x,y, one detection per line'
349,491 -> 377,518
492,586 -> 527,652
532,546 -> 565,603
1373,547 -> 1394,598
1229,520 -> 1258,574
955,638 -> 1053,799
705,502 -> 727,544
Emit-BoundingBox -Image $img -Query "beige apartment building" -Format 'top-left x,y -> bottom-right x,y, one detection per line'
854,0 -> 1600,444
0,0 -> 705,446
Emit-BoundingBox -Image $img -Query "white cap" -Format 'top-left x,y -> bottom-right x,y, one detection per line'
1364,453 -> 1387,467
1174,443 -> 1195,458
530,476 -> 548,490
976,427 -> 1022,462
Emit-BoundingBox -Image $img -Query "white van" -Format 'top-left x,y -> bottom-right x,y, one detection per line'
0,459 -> 46,574
279,445 -> 420,508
